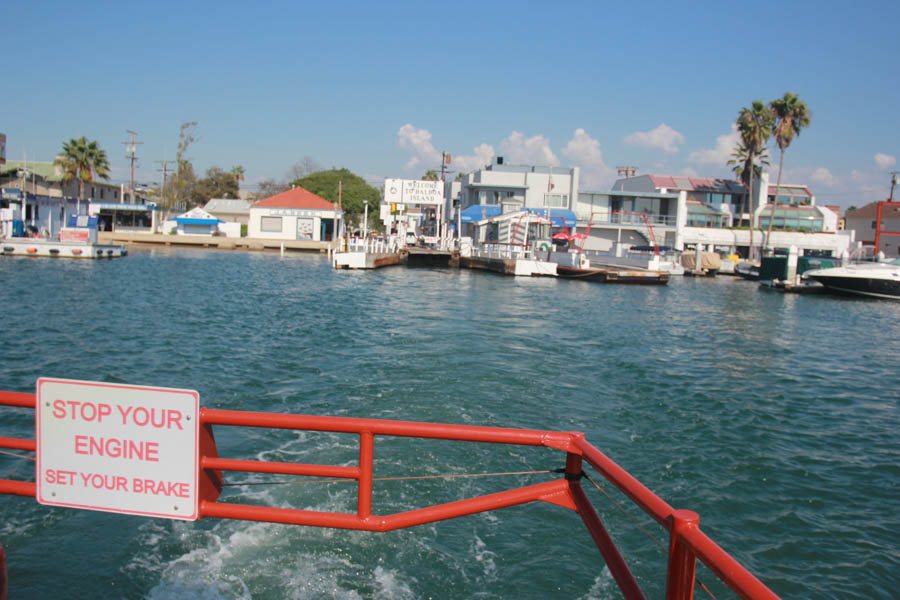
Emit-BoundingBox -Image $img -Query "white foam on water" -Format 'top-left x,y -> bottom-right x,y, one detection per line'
578,566 -> 615,600
470,535 -> 497,581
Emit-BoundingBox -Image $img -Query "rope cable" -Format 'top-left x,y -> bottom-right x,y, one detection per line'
0,449 -> 35,462
221,469 -> 554,487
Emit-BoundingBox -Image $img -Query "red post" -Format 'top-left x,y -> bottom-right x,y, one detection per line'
666,509 -> 700,600
358,431 -> 374,518
875,201 -> 884,253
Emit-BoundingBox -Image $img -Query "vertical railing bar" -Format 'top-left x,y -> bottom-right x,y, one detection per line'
358,431 -> 374,518
567,452 -> 647,600
665,510 -> 700,600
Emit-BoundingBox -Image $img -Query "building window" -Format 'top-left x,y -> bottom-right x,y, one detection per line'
544,193 -> 568,208
101,188 -> 104,200
91,187 -> 95,199
261,216 -> 282,232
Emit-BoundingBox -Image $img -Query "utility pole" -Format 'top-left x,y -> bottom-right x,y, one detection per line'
123,130 -> 142,203
156,159 -> 175,213
890,171 -> 898,202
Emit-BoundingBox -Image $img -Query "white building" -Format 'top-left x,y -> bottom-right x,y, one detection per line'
845,201 -> 900,256
456,158 -> 579,237
248,186 -> 343,241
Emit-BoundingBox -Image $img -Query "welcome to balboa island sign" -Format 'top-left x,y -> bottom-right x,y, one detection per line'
384,178 -> 444,206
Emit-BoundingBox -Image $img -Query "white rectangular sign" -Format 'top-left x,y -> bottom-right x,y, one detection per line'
384,178 -> 444,205
36,378 -> 200,520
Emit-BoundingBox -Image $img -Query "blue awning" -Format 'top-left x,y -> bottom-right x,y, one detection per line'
525,208 -> 576,227
460,205 -> 502,223
175,218 -> 221,225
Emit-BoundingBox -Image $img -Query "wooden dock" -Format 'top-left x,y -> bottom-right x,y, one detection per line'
99,232 -> 337,253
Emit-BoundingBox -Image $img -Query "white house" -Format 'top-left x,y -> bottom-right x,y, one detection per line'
846,201 -> 900,256
248,186 -> 343,241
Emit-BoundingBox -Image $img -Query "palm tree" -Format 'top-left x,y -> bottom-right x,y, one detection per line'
728,142 -> 770,228
765,93 -> 811,248
54,137 -> 111,208
422,169 -> 439,181
231,165 -> 245,190
734,101 -> 774,261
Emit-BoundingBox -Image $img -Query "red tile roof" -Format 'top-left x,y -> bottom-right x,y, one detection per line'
252,186 -> 337,210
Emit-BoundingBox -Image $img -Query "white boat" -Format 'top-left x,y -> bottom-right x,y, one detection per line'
805,258 -> 900,299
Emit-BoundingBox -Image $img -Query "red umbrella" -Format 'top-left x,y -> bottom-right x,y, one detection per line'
571,233 -> 587,240
552,232 -> 571,240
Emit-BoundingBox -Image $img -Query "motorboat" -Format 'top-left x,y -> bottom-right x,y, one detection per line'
805,258 -> 900,299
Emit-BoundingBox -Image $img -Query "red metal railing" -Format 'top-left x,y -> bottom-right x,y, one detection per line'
0,389 -> 778,600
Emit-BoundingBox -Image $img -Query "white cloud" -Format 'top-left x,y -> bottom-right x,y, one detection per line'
687,124 -> 740,166
452,143 -> 495,174
809,167 -> 838,187
561,128 -> 616,188
874,153 -> 896,169
681,167 -> 699,178
850,169 -> 866,183
624,123 -> 684,154
396,124 -> 441,170
498,131 -> 558,166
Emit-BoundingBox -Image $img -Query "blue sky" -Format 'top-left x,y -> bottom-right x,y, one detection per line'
3,0 -> 898,209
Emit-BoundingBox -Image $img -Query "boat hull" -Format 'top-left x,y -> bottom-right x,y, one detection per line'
806,273 -> 900,299
556,266 -> 669,284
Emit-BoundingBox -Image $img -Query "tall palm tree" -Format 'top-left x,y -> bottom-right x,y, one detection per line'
728,142 -> 770,228
231,165 -> 245,190
765,92 -> 811,248
54,136 -> 110,202
734,101 -> 774,261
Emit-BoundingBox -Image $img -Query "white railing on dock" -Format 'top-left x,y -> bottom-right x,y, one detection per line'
472,243 -> 534,261
346,238 -> 400,254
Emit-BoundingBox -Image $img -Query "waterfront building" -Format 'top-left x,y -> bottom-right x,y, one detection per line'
605,172 -> 847,258
845,201 -> 900,256
248,186 -> 343,241
456,158 -> 578,241
163,206 -> 224,236
0,160 -> 149,205
203,198 -> 251,225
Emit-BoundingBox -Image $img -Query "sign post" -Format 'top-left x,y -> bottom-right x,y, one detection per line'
36,378 -> 200,520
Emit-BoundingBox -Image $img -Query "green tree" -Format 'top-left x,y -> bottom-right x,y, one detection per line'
173,121 -> 198,211
734,100 -> 774,259
292,168 -> 382,230
455,172 -> 466,182
765,92 -> 811,248
422,169 -> 439,181
191,167 -> 239,206
54,136 -> 110,201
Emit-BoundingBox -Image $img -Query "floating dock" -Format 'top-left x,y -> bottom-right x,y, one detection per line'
1,238 -> 126,259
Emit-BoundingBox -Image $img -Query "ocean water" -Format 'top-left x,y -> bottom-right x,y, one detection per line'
0,248 -> 898,599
